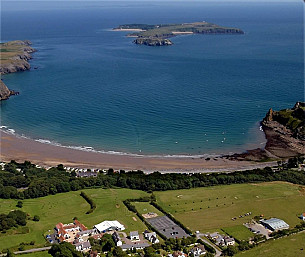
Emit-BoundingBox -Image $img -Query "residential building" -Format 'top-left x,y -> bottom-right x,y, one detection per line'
120,243 -> 150,251
144,231 -> 160,244
224,236 -> 235,246
189,245 -> 206,256
130,231 -> 140,241
112,232 -> 123,246
300,213 -> 305,221
75,241 -> 91,252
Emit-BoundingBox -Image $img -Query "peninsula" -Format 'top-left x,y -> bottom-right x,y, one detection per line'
0,40 -> 36,100
113,22 -> 244,46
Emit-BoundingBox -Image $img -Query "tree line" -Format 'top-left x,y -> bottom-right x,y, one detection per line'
0,157 -> 304,200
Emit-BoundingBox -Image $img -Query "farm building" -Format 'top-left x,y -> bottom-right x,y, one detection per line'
300,213 -> 305,221
260,218 -> 289,231
94,220 -> 125,233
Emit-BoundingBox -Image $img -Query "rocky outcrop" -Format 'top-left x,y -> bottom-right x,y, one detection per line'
0,40 -> 36,100
0,80 -> 12,101
261,102 -> 305,158
0,40 -> 36,75
134,37 -> 173,46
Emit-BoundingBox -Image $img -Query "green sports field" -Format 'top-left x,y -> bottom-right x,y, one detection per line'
235,232 -> 305,257
133,201 -> 164,216
0,188 -> 149,251
155,182 -> 304,234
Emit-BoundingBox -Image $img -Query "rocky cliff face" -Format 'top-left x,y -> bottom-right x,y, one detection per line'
134,38 -> 173,46
261,102 -> 305,157
0,40 -> 36,75
0,80 -> 12,101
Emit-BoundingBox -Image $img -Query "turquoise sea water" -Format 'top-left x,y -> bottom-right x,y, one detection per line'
0,1 -> 303,156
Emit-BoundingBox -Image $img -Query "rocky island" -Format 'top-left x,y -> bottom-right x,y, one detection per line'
0,40 -> 36,100
113,22 -> 244,46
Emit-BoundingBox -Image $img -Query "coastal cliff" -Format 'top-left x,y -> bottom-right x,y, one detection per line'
0,40 -> 36,75
227,102 -> 304,161
134,38 -> 173,46
0,80 -> 12,100
0,40 -> 36,100
114,22 -> 244,46
261,102 -> 305,158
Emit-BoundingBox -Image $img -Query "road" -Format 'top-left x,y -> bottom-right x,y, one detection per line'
196,233 -> 222,257
0,246 -> 51,256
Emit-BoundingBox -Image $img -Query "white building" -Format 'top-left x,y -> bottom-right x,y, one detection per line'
144,231 -> 159,244
189,245 -> 206,257
94,220 -> 125,233
224,237 -> 235,246
300,213 -> 305,221
130,231 -> 140,241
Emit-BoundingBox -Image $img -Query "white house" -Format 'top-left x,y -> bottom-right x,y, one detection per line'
300,213 -> 305,221
189,245 -> 206,257
130,231 -> 140,241
144,231 -> 159,244
224,237 -> 235,246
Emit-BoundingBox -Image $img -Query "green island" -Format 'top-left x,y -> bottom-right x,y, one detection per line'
0,40 -> 36,100
0,156 -> 305,257
113,22 -> 244,46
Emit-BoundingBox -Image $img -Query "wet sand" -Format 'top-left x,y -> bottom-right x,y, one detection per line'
0,131 -> 276,173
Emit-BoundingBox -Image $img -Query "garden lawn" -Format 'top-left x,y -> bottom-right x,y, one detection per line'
0,188 -> 149,251
222,225 -> 254,241
155,182 -> 305,233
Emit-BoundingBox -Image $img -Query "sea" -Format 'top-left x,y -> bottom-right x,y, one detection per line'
0,1 -> 303,156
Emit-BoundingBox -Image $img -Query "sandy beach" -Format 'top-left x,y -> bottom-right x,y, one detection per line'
0,131 -> 276,173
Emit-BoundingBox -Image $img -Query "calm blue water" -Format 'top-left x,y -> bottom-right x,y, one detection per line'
0,1 -> 303,155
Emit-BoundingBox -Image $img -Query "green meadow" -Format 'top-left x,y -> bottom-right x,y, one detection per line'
0,188 -> 149,251
235,232 -> 305,257
155,182 -> 304,234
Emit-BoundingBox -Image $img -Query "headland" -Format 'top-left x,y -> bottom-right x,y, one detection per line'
0,40 -> 36,100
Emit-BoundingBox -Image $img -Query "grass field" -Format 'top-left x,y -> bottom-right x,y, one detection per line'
235,232 -> 305,257
0,188 -> 149,251
133,202 -> 164,217
155,182 -> 305,233
222,225 -> 254,241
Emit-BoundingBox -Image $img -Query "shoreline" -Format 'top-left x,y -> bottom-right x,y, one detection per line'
0,130 -> 276,173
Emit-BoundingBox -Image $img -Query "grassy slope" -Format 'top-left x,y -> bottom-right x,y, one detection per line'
235,232 -> 305,257
155,182 -> 304,233
0,41 -> 30,64
0,188 -> 149,251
